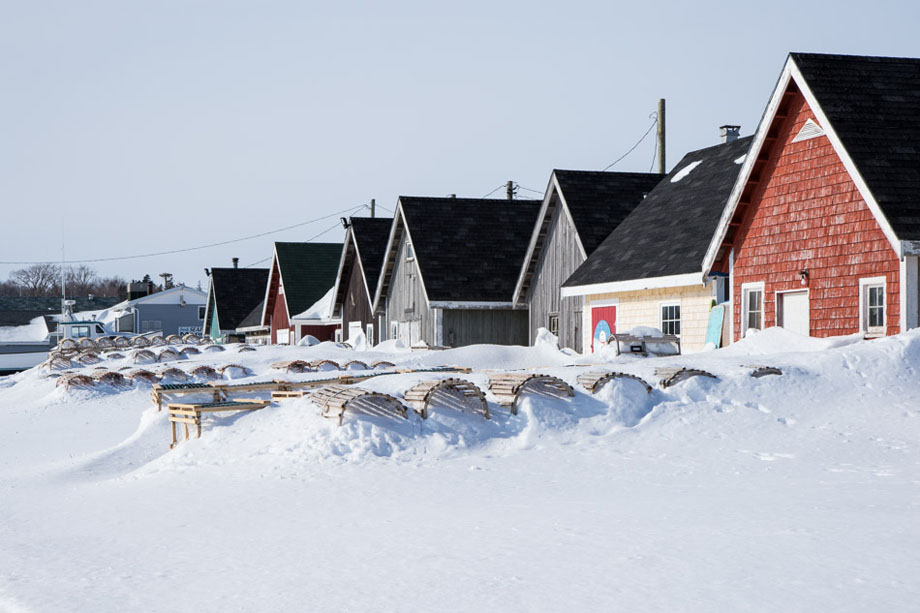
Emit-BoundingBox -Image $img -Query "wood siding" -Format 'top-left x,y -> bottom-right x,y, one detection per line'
527,196 -> 585,352
384,232 -> 437,345
442,308 -> 529,347
731,89 -> 900,339
270,283 -> 291,344
342,254 -> 374,333
586,283 -> 716,352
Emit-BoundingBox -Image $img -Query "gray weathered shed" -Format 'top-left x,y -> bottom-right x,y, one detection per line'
513,170 -> 663,352
372,196 -> 540,348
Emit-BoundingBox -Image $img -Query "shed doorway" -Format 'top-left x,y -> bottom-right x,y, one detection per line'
590,305 -> 616,353
778,290 -> 809,336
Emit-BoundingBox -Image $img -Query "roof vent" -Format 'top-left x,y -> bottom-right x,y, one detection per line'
792,118 -> 825,143
720,125 -> 741,144
232,257 -> 239,269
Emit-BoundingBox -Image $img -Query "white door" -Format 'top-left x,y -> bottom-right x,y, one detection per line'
779,291 -> 809,336
347,321 -> 362,343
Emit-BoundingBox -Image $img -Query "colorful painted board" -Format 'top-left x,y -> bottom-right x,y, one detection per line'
705,304 -> 725,348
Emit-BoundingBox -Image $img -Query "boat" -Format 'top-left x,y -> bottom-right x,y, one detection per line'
0,300 -> 157,375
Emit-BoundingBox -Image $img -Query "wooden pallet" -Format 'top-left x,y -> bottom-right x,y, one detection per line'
403,378 -> 489,420
577,371 -> 652,394
168,399 -> 269,448
271,390 -> 308,400
487,373 -> 575,415
655,367 -> 718,388
312,384 -> 407,426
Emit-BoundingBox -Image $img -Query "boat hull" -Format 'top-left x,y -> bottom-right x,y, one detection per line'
0,343 -> 52,374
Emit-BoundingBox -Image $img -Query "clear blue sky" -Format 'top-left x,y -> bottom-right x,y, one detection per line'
1,0 -> 918,290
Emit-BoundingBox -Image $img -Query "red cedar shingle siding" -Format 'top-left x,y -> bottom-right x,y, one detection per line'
732,90 -> 900,340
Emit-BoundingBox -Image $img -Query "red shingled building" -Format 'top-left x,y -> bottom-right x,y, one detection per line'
705,53 -> 920,341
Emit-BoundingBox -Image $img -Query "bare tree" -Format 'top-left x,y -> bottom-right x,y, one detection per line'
10,263 -> 61,296
66,265 -> 98,296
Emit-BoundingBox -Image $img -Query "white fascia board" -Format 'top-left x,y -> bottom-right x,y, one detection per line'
370,211 -> 400,312
790,60 -> 901,256
512,173 -> 558,305
371,204 -> 409,313
702,60 -> 794,277
290,315 -> 342,325
329,228 -> 353,320
428,301 -> 519,309
703,56 -> 904,276
350,232 -> 375,307
554,173 -> 588,260
560,272 -> 703,298
203,281 -> 216,335
260,248 -> 280,326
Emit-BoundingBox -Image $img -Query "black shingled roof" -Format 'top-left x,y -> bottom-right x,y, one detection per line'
209,268 -> 269,331
236,300 -> 265,329
553,170 -> 665,254
274,242 -> 342,316
792,53 -> 920,240
564,136 -> 753,287
349,217 -> 392,298
399,197 -> 541,302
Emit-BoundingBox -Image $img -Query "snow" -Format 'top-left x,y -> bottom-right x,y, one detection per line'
735,153 -> 747,164
291,286 -> 335,321
0,316 -> 47,341
669,160 -> 702,183
1,328 -> 919,610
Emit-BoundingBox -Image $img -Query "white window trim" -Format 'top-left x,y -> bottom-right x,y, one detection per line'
659,300 -> 681,336
366,323 -> 375,347
405,241 -> 415,262
741,281 -> 765,336
858,276 -> 887,336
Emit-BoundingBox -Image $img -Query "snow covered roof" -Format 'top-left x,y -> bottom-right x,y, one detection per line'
291,286 -> 338,323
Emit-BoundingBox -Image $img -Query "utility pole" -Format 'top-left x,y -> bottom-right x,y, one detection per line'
506,180 -> 515,200
657,98 -> 666,174
370,198 -> 376,218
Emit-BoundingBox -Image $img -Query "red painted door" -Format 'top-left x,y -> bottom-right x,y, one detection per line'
591,306 -> 616,352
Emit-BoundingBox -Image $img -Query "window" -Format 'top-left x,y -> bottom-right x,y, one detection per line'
741,283 -> 764,335
366,324 -> 375,347
198,306 -> 206,320
548,313 -> 559,336
390,322 -> 398,341
860,277 -> 886,336
660,303 -> 681,336
406,241 -> 415,261
71,325 -> 90,338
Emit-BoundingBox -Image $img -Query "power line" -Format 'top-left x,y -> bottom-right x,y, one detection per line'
481,184 -> 506,199
243,219 -> 347,268
516,184 -> 544,195
0,204 -> 367,265
601,112 -> 658,172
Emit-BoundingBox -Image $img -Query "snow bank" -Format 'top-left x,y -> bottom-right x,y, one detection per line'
2,331 -> 920,611
0,316 -> 48,341
718,326 -> 863,356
